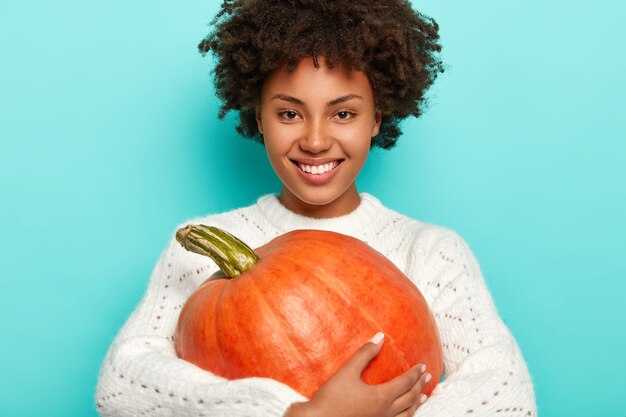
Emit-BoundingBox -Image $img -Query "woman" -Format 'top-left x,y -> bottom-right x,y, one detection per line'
95,1 -> 536,416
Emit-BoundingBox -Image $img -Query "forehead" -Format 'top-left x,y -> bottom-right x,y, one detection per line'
261,56 -> 374,103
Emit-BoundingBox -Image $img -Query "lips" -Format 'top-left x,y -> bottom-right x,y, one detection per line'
290,159 -> 344,185
295,160 -> 340,175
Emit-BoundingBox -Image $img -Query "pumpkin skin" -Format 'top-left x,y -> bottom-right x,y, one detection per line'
175,228 -> 443,399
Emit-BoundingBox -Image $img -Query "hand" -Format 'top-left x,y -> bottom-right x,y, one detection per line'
285,332 -> 431,417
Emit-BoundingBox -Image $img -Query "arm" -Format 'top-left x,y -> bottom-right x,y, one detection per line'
95,233 -> 307,417
409,232 -> 537,416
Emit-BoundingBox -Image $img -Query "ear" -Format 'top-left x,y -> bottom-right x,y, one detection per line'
255,108 -> 263,134
371,110 -> 382,137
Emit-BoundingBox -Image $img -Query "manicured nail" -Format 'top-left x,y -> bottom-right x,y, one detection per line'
419,394 -> 428,404
418,363 -> 427,373
424,373 -> 432,383
369,332 -> 384,345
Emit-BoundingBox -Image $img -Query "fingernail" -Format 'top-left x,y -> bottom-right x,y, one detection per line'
369,332 -> 384,344
419,394 -> 427,404
419,363 -> 426,373
425,373 -> 432,383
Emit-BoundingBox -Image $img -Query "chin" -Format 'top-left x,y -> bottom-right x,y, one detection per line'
294,191 -> 335,206
291,186 -> 351,207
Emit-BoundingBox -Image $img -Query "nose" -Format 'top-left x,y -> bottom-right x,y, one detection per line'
299,119 -> 332,154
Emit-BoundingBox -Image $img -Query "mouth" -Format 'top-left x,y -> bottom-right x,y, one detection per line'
291,159 -> 343,175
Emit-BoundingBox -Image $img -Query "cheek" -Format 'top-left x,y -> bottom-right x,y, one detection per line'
335,125 -> 372,159
263,124 -> 290,154
263,130 -> 297,171
265,142 -> 286,168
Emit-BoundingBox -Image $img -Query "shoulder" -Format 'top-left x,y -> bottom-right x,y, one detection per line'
173,196 -> 280,249
181,199 -> 259,227
145,197 -> 277,288
361,195 -> 475,275
368,200 -> 485,305
364,194 -> 464,253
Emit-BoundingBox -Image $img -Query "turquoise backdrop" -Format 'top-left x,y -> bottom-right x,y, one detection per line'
1,0 -> 624,416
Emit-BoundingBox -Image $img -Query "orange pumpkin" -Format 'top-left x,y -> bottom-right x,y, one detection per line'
174,225 -> 442,398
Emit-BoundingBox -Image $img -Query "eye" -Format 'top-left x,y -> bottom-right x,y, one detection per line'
334,110 -> 356,121
278,110 -> 301,120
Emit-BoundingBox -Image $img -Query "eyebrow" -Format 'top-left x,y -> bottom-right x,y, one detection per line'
271,94 -> 363,106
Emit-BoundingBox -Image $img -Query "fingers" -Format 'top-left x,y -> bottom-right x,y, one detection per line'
382,363 -> 423,396
389,381 -> 420,415
395,399 -> 422,417
388,364 -> 431,415
391,386 -> 429,416
342,332 -> 385,377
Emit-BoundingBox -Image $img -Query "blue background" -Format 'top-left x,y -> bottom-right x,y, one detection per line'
1,0 -> 624,416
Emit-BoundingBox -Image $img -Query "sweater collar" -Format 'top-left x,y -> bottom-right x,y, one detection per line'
256,193 -> 383,234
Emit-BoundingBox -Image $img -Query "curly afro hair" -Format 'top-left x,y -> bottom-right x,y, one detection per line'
199,0 -> 445,149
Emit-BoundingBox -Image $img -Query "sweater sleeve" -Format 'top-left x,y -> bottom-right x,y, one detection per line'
409,231 -> 537,417
95,233 -> 307,417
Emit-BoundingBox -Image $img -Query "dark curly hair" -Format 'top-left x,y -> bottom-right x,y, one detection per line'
199,0 -> 445,149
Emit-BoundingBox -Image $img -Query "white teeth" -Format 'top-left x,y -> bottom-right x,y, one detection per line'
297,161 -> 339,175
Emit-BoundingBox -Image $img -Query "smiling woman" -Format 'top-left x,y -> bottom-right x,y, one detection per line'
256,57 -> 382,218
94,1 -> 537,416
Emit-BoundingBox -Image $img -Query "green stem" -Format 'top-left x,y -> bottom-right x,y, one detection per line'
175,224 -> 259,278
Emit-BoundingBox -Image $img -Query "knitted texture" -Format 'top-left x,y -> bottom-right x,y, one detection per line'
95,194 -> 537,416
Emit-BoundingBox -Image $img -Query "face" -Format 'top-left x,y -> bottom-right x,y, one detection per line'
256,56 -> 381,218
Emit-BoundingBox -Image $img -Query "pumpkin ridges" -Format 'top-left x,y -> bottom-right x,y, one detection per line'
233,249 -> 379,396
211,277 -> 230,375
210,279 -> 252,377
284,234 -> 422,355
271,240 -> 416,388
304,244 -> 415,375
176,279 -> 226,370
213,260 -> 330,390
215,275 -> 283,377
276,253 -> 371,356
248,255 -> 356,395
182,278 -> 250,376
306,264 -> 411,384
294,251 -> 410,366
244,263 -> 312,376
295,233 -> 442,387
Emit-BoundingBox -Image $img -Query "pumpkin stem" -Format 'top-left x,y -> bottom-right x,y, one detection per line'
175,224 -> 259,278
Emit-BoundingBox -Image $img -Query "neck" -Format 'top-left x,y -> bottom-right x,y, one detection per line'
278,184 -> 361,218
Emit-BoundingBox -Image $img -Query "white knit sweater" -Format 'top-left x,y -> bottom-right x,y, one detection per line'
95,193 -> 536,416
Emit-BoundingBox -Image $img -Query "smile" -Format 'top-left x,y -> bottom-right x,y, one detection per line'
294,160 -> 342,175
